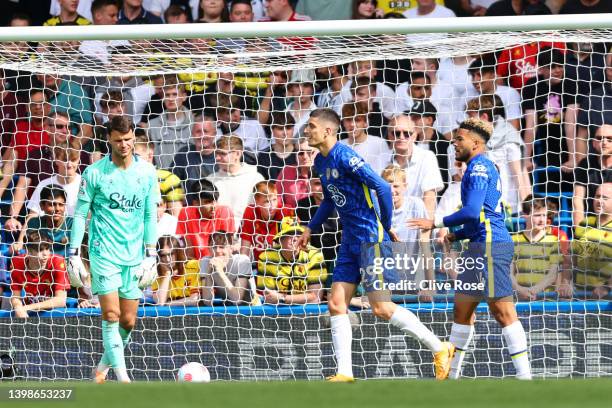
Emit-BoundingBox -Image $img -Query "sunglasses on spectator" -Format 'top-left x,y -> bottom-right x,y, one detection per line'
390,130 -> 416,139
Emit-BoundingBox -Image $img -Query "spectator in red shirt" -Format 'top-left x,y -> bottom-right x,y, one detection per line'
240,181 -> 294,261
176,179 -> 235,260
1,68 -> 28,153
9,230 -> 69,318
276,138 -> 316,209
5,111 -> 91,233
259,0 -> 310,21
0,88 -> 50,200
496,41 -> 566,90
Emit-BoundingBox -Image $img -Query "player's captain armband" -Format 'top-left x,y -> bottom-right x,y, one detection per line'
348,156 -> 365,173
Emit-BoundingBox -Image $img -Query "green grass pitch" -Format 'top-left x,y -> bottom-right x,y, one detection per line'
0,379 -> 609,408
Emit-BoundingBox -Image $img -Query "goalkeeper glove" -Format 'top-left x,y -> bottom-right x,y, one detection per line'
136,248 -> 158,289
67,248 -> 89,288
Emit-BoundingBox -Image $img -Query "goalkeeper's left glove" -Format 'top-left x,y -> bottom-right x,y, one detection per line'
135,248 -> 158,289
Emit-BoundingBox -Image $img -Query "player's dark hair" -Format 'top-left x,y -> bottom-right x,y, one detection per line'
40,184 -> 67,203
91,0 -> 119,15
458,118 -> 493,143
108,115 -> 135,135
310,108 -> 341,129
190,179 -> 219,204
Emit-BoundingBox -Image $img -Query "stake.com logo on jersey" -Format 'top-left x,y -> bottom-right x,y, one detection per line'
109,192 -> 143,213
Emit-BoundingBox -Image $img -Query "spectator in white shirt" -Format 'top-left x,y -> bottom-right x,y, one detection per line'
403,0 -> 457,18
386,114 -> 444,218
396,58 -> 464,139
206,135 -> 265,230
466,94 -> 531,214
338,60 -> 396,120
79,0 -> 129,64
28,146 -> 81,218
467,55 -> 522,130
286,69 -> 318,137
340,102 -> 391,175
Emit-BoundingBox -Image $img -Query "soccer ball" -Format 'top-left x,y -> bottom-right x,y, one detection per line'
177,362 -> 210,383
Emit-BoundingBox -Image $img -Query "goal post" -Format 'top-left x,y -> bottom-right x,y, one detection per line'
0,14 -> 611,381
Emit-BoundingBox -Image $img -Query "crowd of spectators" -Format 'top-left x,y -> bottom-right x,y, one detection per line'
0,0 -> 611,316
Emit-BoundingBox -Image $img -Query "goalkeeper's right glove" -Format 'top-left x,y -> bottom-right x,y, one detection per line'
67,248 -> 89,288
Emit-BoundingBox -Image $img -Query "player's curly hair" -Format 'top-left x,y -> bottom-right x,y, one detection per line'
458,117 -> 494,143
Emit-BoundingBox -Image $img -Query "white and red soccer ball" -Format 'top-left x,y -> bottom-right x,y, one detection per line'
177,362 -> 210,383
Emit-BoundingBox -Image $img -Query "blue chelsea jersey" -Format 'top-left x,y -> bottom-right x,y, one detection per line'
311,143 -> 393,244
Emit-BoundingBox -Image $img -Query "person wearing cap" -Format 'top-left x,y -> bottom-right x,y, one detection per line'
256,217 -> 326,305
340,102 -> 391,176
467,55 -> 522,130
9,230 -> 70,318
200,231 -> 254,305
407,99 -> 450,188
522,47 -> 580,172
285,69 -> 318,137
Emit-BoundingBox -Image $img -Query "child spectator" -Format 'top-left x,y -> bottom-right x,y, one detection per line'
27,146 -> 81,218
134,131 -> 155,164
19,184 -> 73,260
511,197 -> 564,301
151,235 -> 200,306
257,112 -> 298,181
45,0 -> 92,25
10,230 -> 69,318
240,181 -> 294,262
177,179 -> 235,259
200,231 -> 253,305
285,69 -> 318,136
573,182 -> 612,299
382,164 -> 435,300
229,0 -> 254,22
257,217 -> 326,304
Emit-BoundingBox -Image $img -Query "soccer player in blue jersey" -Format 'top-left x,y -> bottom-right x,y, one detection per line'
297,108 -> 454,382
409,118 -> 532,380
67,116 -> 161,383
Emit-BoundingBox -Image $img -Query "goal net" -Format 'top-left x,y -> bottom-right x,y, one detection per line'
0,18 -> 611,381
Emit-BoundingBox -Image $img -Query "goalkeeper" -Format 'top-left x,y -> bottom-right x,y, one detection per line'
67,116 -> 161,383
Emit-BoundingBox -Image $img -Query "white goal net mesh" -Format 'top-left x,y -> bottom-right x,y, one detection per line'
0,26 -> 611,381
